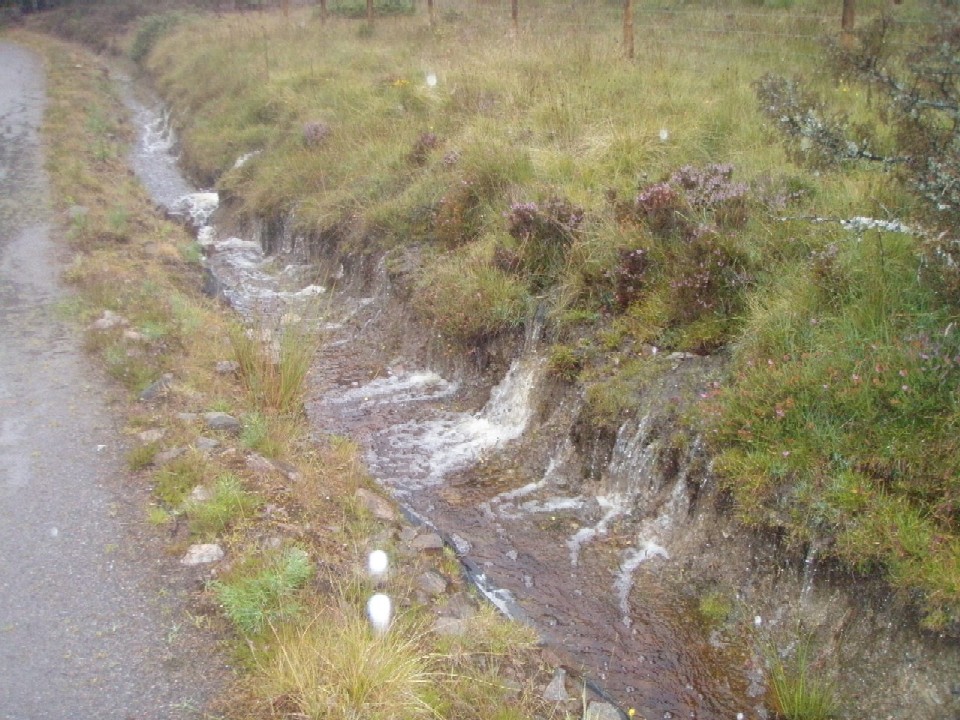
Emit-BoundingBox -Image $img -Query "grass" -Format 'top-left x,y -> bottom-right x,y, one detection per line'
212,546 -> 314,636
230,321 -> 316,413
768,637 -> 836,720
186,473 -> 261,538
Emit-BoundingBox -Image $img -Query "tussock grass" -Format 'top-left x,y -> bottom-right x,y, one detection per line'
186,473 -> 261,539
229,321 -> 315,413
769,637 -> 836,720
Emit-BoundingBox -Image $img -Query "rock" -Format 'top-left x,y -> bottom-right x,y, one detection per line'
195,437 -> 220,453
137,428 -> 166,444
203,412 -> 242,435
139,373 -> 174,403
543,668 -> 569,702
89,310 -> 128,331
585,701 -> 622,720
246,453 -> 276,474
177,412 -> 199,423
273,459 -> 302,482
190,485 -> 212,503
153,446 -> 186,465
201,268 -> 223,300
355,488 -> 397,523
399,526 -> 418,543
215,360 -> 240,375
123,330 -> 147,342
417,570 -> 448,598
410,532 -> 445,553
432,616 -> 468,637
180,543 -> 224,566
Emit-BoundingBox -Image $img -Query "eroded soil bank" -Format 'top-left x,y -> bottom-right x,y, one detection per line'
0,40 -> 226,720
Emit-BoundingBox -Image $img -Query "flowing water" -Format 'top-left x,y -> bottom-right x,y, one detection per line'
123,86 -> 761,720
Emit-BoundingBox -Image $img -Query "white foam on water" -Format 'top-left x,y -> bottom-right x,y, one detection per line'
566,495 -> 629,566
615,540 -> 670,627
326,371 -> 457,407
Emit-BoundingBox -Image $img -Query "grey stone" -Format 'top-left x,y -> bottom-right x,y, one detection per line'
189,485 -> 212,503
215,360 -> 240,375
273,459 -> 302,482
417,570 -> 448,598
355,488 -> 397,523
585,701 -> 623,720
195,437 -> 220,453
123,330 -> 147,342
246,453 -> 276,474
410,532 -> 445,553
139,373 -> 174,403
153,446 -> 186,465
432,616 -> 468,637
399,526 -> 418,543
67,204 -> 89,221
543,668 -> 569,702
180,543 -> 224,566
203,412 -> 242,435
137,428 -> 165,444
177,412 -> 199,422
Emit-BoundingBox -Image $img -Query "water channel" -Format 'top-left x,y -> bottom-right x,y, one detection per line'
120,78 -> 762,720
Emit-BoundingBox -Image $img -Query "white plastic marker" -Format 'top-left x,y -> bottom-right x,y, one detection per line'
367,593 -> 392,634
368,549 -> 389,585
426,72 -> 438,88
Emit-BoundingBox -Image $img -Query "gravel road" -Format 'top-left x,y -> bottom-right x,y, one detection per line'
0,40 -> 224,720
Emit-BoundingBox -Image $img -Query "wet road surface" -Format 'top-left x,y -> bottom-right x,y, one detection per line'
0,41 -> 222,719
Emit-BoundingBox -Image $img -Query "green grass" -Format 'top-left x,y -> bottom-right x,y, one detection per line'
769,637 -> 836,720
212,546 -> 314,636
230,322 -> 315,414
186,473 -> 261,538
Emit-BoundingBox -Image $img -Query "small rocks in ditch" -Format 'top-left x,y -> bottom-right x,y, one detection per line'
180,543 -> 224,566
417,570 -> 448,599
139,373 -> 174,403
410,532 -> 445,554
355,488 -> 397,523
203,411 -> 242,435
584,701 -> 623,720
543,667 -> 570,702
432,616 -> 469,637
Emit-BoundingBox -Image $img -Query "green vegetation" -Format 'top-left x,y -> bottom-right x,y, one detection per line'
768,636 -> 836,720
212,546 -> 314,636
230,321 -> 315,413
132,0 -> 960,632
186,473 -> 261,538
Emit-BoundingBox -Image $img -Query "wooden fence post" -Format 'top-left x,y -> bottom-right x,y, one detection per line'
511,0 -> 518,34
367,0 -> 373,23
428,0 -> 434,27
623,0 -> 634,59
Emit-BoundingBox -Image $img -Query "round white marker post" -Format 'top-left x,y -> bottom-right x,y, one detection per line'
367,593 -> 392,635
368,549 -> 389,584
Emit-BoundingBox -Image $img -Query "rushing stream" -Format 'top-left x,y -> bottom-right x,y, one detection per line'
121,82 -> 762,720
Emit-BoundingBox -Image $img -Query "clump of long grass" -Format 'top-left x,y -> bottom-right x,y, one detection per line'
229,322 -> 315,413
769,637 -> 836,720
261,603 -> 438,720
186,473 -> 260,538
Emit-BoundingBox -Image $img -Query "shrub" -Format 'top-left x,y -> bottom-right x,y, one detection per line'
504,197 -> 584,289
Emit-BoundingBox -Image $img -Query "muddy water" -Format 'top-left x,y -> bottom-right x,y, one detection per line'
124,90 -> 759,719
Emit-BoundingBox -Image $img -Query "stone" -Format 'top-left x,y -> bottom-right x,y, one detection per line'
585,701 -> 622,720
153,446 -> 186,465
215,360 -> 240,375
177,412 -> 199,423
195,437 -> 220,453
417,570 -> 448,598
90,309 -> 128,331
246,453 -> 276,474
180,543 -> 224,566
410,532 -> 445,553
67,204 -> 89,221
189,485 -> 212,503
273,459 -> 302,482
123,330 -> 147,342
138,428 -> 166,444
399,526 -> 418,543
543,668 -> 569,702
139,373 -> 174,403
355,488 -> 397,523
432,616 -> 468,637
203,412 -> 242,435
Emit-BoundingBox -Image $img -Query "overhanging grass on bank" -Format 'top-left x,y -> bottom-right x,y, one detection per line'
135,0 -> 960,629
